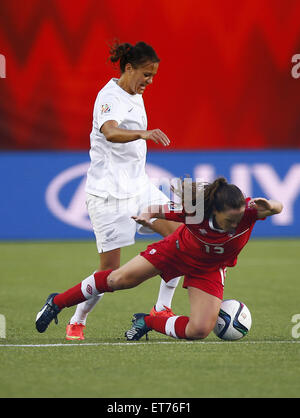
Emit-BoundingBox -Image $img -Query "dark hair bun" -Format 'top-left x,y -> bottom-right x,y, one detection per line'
109,40 -> 160,72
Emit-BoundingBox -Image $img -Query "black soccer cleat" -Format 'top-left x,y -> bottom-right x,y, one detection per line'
35,293 -> 61,333
125,313 -> 152,341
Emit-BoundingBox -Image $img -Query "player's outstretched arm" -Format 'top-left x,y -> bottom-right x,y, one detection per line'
249,198 -> 283,219
132,205 -> 166,229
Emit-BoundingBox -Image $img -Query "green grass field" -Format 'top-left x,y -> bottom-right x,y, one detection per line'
1,238 -> 300,398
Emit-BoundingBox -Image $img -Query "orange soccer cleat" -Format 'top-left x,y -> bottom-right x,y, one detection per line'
66,323 -> 86,341
149,305 -> 175,318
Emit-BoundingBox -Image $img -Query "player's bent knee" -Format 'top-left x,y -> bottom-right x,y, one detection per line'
107,271 -> 126,290
107,270 -> 138,290
186,322 -> 213,340
191,329 -> 210,340
194,329 -> 210,340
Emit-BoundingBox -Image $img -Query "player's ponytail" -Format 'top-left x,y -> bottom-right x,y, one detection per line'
204,177 -> 245,218
108,40 -> 160,73
172,177 -> 245,219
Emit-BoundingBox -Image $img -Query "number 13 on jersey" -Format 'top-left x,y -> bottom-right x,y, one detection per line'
204,245 -> 224,254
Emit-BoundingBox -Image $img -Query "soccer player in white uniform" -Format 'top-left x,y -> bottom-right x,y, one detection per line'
65,41 -> 181,340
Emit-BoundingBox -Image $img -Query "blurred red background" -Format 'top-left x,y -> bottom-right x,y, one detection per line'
1,0 -> 300,150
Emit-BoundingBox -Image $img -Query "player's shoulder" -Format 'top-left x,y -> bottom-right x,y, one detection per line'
94,80 -> 124,114
97,79 -> 119,98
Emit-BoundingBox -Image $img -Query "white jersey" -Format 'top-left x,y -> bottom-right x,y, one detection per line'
85,78 -> 150,199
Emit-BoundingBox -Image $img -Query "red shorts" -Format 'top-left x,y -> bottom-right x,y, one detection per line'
140,237 -> 226,300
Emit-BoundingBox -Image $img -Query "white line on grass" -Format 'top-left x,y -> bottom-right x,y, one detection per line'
0,340 -> 300,348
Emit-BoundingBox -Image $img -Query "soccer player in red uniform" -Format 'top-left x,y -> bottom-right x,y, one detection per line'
35,177 -> 283,341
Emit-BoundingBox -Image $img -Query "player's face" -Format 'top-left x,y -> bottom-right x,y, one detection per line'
214,206 -> 246,233
125,61 -> 159,94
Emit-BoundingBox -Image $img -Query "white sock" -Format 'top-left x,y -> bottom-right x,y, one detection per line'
155,277 -> 181,311
69,293 -> 104,326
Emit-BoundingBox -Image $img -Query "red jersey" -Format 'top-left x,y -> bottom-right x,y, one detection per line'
162,198 -> 263,273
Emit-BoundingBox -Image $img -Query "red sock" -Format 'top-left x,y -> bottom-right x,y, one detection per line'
145,315 -> 189,339
54,270 -> 114,309
94,270 -> 114,293
54,283 -> 85,309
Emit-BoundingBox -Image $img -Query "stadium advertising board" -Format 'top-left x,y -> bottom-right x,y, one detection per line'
1,151 -> 299,239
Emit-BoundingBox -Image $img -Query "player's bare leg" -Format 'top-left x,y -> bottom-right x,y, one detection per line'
126,286 -> 221,341
67,217 -> 181,338
36,255 -> 161,334
66,218 -> 181,339
185,287 -> 221,339
107,255 -> 161,290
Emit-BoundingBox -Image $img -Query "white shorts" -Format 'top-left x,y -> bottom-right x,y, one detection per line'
86,182 -> 169,253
